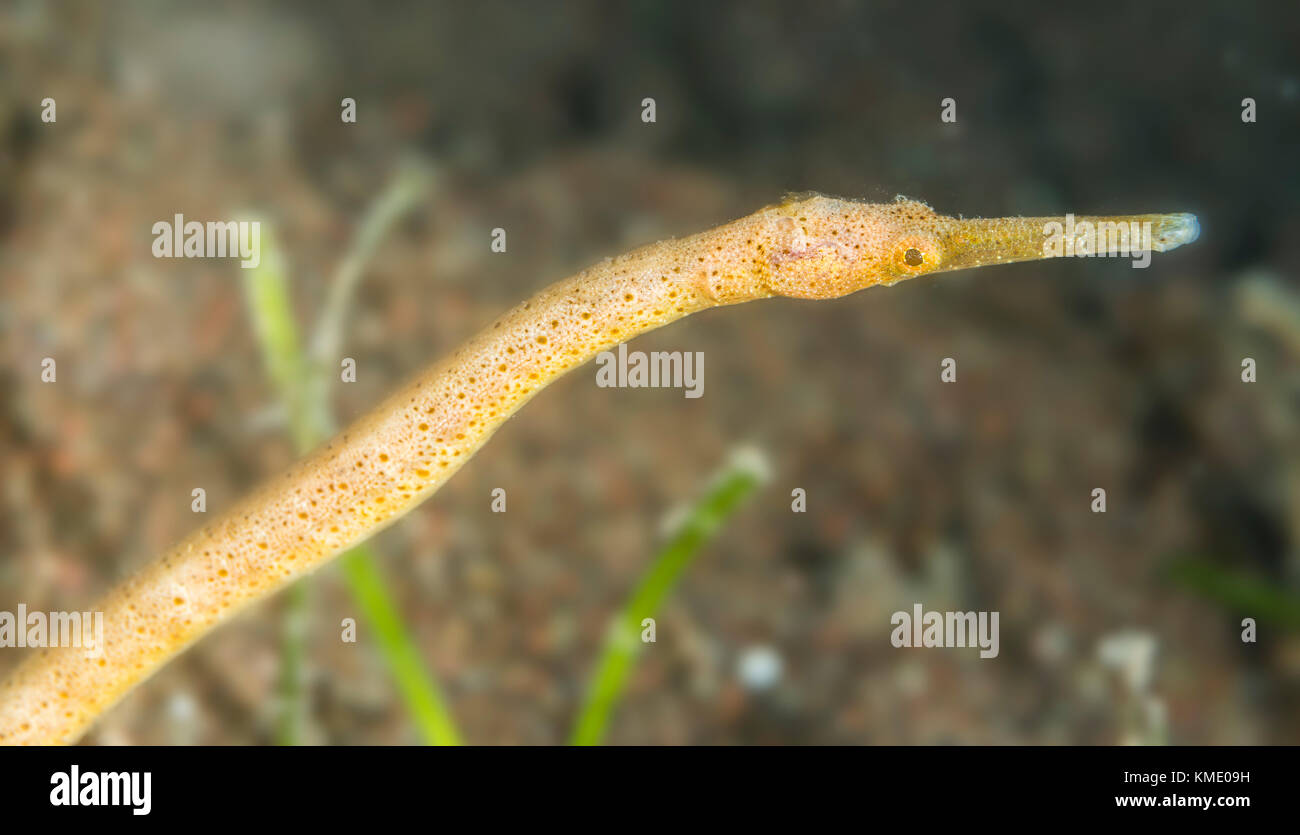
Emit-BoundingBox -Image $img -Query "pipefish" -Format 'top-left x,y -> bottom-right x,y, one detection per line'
0,192 -> 1199,744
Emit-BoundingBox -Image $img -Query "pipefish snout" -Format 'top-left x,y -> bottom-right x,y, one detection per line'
0,192 -> 1199,744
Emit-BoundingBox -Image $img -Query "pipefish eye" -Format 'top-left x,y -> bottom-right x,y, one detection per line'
891,234 -> 939,275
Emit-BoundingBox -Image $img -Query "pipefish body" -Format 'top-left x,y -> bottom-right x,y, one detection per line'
0,193 -> 1199,744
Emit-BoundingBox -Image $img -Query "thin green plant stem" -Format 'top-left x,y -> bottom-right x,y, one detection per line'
340,546 -> 462,745
275,582 -> 309,745
242,222 -> 314,452
312,158 -> 436,368
243,221 -> 314,745
570,448 -> 769,746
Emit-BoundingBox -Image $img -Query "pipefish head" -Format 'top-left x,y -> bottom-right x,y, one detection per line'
759,194 -> 951,299
760,194 -> 1023,297
759,194 -> 1200,300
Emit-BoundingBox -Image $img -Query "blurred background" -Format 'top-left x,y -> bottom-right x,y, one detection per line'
1,0 -> 1298,744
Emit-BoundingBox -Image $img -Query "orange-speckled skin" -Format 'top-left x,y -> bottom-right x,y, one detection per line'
0,194 -> 1197,743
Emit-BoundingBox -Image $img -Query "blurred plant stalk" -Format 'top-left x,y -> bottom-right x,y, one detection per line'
571,448 -> 768,745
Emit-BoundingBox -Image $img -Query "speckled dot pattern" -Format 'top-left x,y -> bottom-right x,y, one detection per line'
0,194 -> 1196,743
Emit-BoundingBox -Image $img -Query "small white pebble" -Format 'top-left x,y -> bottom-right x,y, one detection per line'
1097,630 -> 1158,694
736,645 -> 783,691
